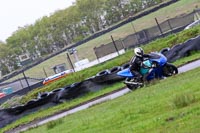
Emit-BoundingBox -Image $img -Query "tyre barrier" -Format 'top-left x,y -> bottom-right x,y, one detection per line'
70,82 -> 82,88
121,63 -> 130,70
0,110 -> 10,128
166,35 -> 200,62
37,92 -> 49,99
99,66 -> 125,83
109,66 -> 122,74
24,99 -> 40,110
92,67 -> 125,84
160,47 -> 170,56
56,85 -> 72,101
26,99 -> 38,105
49,88 -> 66,103
37,92 -> 54,105
63,81 -> 88,99
92,69 -> 111,83
5,104 -> 26,115
25,92 -> 52,110
82,79 -> 104,92
96,69 -> 110,76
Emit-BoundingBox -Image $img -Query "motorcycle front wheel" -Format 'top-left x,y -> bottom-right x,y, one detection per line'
163,63 -> 178,77
124,78 -> 143,90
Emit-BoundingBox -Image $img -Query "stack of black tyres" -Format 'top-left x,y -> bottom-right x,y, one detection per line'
4,63 -> 131,116
92,63 -> 130,83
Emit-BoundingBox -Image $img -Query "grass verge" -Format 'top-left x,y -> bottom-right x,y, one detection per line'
1,52 -> 200,133
24,66 -> 200,132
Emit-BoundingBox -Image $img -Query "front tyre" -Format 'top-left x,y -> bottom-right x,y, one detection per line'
126,84 -> 138,90
124,78 -> 143,90
163,63 -> 178,77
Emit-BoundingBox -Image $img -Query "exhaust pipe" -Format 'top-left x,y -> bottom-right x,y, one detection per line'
124,81 -> 143,85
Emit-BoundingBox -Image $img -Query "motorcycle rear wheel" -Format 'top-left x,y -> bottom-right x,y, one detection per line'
163,63 -> 178,77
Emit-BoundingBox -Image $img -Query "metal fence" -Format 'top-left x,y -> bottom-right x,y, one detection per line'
94,9 -> 200,58
94,39 -> 125,59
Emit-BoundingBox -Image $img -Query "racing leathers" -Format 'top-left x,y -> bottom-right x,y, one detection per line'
129,54 -> 150,81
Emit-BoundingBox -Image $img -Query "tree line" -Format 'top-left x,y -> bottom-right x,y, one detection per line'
0,0 -> 165,75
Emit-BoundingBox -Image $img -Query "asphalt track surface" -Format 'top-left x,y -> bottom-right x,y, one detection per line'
0,78 -> 41,92
7,59 -> 200,133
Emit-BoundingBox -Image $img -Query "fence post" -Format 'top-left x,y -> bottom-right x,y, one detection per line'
66,53 -> 75,72
131,22 -> 140,44
119,38 -> 126,50
155,17 -> 164,37
22,71 -> 30,90
142,30 -> 150,44
194,9 -> 200,20
167,19 -> 173,32
131,22 -> 137,33
93,47 -> 100,63
110,35 -> 119,55
43,67 -> 48,77
19,78 -> 24,89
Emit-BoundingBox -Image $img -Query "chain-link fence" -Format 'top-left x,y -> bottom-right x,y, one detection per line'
94,39 -> 125,59
94,9 -> 200,58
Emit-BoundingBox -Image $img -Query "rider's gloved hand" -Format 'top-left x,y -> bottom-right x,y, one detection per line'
152,64 -> 156,68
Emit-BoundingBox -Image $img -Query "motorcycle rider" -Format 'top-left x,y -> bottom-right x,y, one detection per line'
130,47 -> 150,82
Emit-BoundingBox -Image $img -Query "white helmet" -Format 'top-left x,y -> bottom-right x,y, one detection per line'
134,47 -> 144,57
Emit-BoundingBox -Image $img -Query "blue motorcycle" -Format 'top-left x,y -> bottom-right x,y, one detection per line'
117,52 -> 178,90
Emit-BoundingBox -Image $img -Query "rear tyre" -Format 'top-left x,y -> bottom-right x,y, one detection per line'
163,63 -> 178,77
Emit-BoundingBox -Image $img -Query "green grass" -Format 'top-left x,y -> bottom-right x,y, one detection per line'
0,83 -> 125,133
6,0 -> 200,79
173,51 -> 200,66
46,119 -> 64,130
1,51 -> 200,133
1,1 -> 200,131
23,67 -> 200,133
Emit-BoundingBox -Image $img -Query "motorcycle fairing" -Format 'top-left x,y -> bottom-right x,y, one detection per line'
117,52 -> 168,80
117,68 -> 134,78
149,52 -> 167,66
